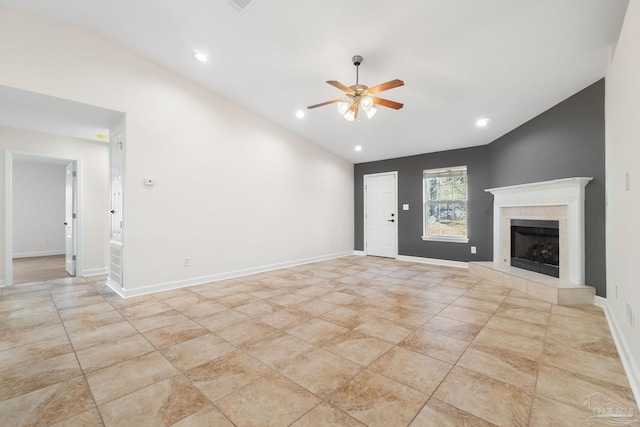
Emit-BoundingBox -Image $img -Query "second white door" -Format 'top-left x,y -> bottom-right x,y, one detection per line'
364,172 -> 397,258
65,162 -> 77,276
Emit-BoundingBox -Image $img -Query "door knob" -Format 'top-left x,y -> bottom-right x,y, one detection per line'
387,219 -> 395,222
110,210 -> 116,214
63,222 -> 68,226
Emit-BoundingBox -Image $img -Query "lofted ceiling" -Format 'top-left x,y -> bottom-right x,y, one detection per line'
0,85 -> 123,143
0,0 -> 629,163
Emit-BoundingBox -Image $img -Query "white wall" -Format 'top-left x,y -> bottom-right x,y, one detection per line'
0,7 -> 354,293
0,127 -> 110,277
13,161 -> 66,258
605,0 -> 640,398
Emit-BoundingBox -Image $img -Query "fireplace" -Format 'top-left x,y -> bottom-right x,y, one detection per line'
485,177 -> 592,285
511,219 -> 560,277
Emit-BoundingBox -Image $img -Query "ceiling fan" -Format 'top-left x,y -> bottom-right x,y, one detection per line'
308,55 -> 404,121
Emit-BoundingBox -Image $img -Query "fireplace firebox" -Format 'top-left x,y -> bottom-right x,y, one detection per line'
510,219 -> 560,278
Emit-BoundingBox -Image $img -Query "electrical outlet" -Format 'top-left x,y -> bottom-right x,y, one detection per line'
184,257 -> 191,267
470,246 -> 477,254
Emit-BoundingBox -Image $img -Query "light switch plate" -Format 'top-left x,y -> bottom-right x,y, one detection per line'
144,178 -> 155,186
402,204 -> 409,211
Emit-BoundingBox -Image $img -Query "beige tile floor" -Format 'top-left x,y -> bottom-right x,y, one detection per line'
0,256 -> 636,426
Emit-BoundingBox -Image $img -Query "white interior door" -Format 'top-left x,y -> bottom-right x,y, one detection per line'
365,172 -> 398,258
65,162 -> 77,276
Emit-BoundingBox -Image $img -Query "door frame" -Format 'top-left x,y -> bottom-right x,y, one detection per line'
65,162 -> 78,276
3,150 -> 81,286
105,123 -> 125,292
363,171 -> 398,258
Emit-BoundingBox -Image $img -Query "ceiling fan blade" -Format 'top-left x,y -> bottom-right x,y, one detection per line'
326,80 -> 355,94
372,96 -> 404,110
307,98 -> 344,109
367,79 -> 405,95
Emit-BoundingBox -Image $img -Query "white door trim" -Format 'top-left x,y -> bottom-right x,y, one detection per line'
3,150 -> 81,286
106,124 -> 125,291
65,162 -> 78,276
363,171 -> 398,258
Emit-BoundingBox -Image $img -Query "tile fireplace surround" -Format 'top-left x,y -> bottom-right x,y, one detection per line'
470,177 -> 595,305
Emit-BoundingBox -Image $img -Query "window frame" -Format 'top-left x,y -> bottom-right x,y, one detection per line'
422,165 -> 469,244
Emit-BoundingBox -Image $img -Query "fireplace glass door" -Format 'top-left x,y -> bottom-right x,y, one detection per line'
510,219 -> 560,278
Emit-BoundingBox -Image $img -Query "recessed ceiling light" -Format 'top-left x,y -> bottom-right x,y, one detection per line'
355,145 -> 362,151
194,50 -> 208,62
295,110 -> 305,119
476,118 -> 490,127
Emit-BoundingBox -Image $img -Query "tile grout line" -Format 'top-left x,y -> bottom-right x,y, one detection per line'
49,277 -> 108,427
414,290 -> 502,425
525,301 -> 553,427
82,285 -> 226,426
3,258 -> 633,426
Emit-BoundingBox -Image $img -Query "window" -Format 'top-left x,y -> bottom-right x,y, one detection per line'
422,166 -> 468,243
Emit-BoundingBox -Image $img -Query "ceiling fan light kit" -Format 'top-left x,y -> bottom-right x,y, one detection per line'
308,55 -> 404,122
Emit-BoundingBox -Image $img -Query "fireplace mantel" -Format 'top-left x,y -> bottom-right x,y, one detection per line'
485,177 -> 592,285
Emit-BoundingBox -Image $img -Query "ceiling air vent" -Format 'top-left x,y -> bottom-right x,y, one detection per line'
226,0 -> 256,13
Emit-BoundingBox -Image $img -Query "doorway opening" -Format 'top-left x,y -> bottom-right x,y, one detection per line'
0,86 -> 125,289
4,153 -> 78,286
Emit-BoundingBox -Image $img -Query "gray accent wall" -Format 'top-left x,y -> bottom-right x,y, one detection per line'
354,146 -> 493,262
354,79 -> 606,296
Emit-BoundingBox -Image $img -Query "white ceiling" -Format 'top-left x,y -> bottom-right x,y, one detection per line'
0,85 -> 123,142
0,0 -> 629,163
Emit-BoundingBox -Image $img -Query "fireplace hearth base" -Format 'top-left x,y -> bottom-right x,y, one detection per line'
469,261 -> 594,305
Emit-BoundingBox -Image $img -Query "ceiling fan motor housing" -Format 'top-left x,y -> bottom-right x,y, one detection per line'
352,55 -> 363,66
350,84 -> 368,95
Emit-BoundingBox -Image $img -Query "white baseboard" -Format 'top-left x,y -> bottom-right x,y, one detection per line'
396,255 -> 469,269
12,250 -> 65,259
594,295 -> 606,308
105,278 -> 126,298
353,250 -> 366,256
113,251 -> 355,298
80,267 -> 108,277
596,296 -> 640,405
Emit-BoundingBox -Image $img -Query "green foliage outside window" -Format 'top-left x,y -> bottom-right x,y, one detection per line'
424,167 -> 468,238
